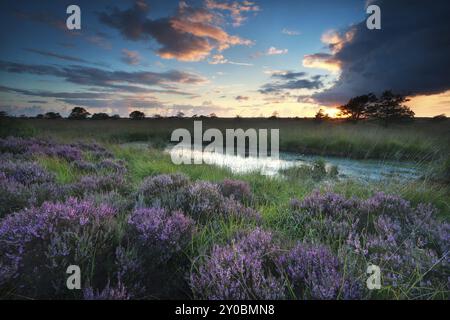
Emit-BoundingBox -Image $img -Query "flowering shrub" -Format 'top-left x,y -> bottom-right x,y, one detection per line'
0,172 -> 30,216
190,228 -> 285,300
278,243 -> 362,299
97,158 -> 127,174
128,207 -> 194,264
83,281 -> 130,300
0,160 -> 55,185
125,207 -> 195,298
290,191 -> 450,295
137,173 -> 190,210
70,174 -> 128,196
0,198 -> 116,298
0,161 -> 65,216
72,159 -> 97,172
219,179 -> 253,203
185,181 -> 261,222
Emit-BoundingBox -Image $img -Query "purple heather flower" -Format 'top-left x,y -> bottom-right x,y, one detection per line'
190,228 -> 285,300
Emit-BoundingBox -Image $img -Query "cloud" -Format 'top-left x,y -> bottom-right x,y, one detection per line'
121,49 -> 141,65
259,71 -> 324,94
208,54 -> 253,66
235,95 -> 249,101
205,0 -> 260,27
27,100 -> 48,104
266,46 -> 288,55
0,105 -> 54,117
308,0 -> 450,105
99,1 -> 254,61
282,28 -> 300,36
24,48 -> 107,67
0,60 -> 206,94
302,53 -> 340,72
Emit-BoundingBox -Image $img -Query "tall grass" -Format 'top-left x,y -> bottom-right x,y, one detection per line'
2,118 -> 448,161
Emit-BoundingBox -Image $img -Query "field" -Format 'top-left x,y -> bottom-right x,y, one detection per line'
0,118 -> 449,300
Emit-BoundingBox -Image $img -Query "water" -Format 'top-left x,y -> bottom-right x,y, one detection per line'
122,142 -> 421,181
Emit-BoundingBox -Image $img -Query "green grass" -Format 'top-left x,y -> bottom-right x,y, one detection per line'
2,118 -> 449,299
37,157 -> 80,184
112,145 -> 450,220
2,117 -> 449,161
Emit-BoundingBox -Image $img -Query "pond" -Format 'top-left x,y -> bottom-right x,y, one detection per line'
122,142 -> 421,181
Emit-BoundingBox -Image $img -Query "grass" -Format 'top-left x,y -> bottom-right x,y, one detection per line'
37,157 -> 80,184
2,118 -> 449,299
2,117 -> 449,161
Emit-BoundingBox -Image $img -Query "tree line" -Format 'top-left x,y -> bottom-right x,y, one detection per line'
315,91 -> 417,123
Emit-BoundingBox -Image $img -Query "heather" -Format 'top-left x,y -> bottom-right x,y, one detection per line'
289,191 -> 449,296
0,135 -> 449,300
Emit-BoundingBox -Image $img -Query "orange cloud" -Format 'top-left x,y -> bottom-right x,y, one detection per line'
303,53 -> 341,72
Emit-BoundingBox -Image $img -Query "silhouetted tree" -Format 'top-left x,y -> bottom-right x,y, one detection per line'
36,114 -> 44,119
68,107 -> 90,119
91,113 -> 110,120
209,113 -> 217,118
367,91 -> 414,123
129,110 -> 145,119
315,108 -> 329,121
431,114 -> 447,122
0,111 -> 8,118
111,114 -> 120,119
44,112 -> 62,119
176,111 -> 185,118
269,111 -> 279,119
338,93 -> 376,120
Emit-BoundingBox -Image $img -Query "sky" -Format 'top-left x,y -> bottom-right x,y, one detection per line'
0,0 -> 449,118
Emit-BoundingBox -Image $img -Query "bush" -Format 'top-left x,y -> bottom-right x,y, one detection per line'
290,191 -> 449,296
219,179 -> 253,203
184,181 -> 260,222
190,228 -> 285,299
278,243 -> 362,299
137,173 -> 190,210
124,207 -> 195,298
0,198 -> 116,298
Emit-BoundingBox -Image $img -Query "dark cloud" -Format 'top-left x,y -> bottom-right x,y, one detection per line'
235,95 -> 249,101
311,0 -> 450,105
0,85 -> 106,99
259,71 -> 324,94
27,100 -> 48,104
0,105 -> 53,117
0,60 -> 206,94
24,48 -> 108,67
272,71 -> 308,80
99,0 -> 253,61
121,49 -> 141,65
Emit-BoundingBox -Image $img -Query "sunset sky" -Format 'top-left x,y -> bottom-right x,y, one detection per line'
0,0 -> 449,117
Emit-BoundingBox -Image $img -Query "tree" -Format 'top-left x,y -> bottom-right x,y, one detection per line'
111,114 -> 121,120
129,110 -> 145,119
315,108 -> 329,121
338,93 -> 376,120
0,111 -> 8,118
91,113 -> 110,120
269,111 -> 279,119
431,114 -> 447,122
68,107 -> 90,119
209,112 -> 217,118
153,114 -> 163,119
44,112 -> 62,119
176,111 -> 185,118
367,91 -> 414,122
